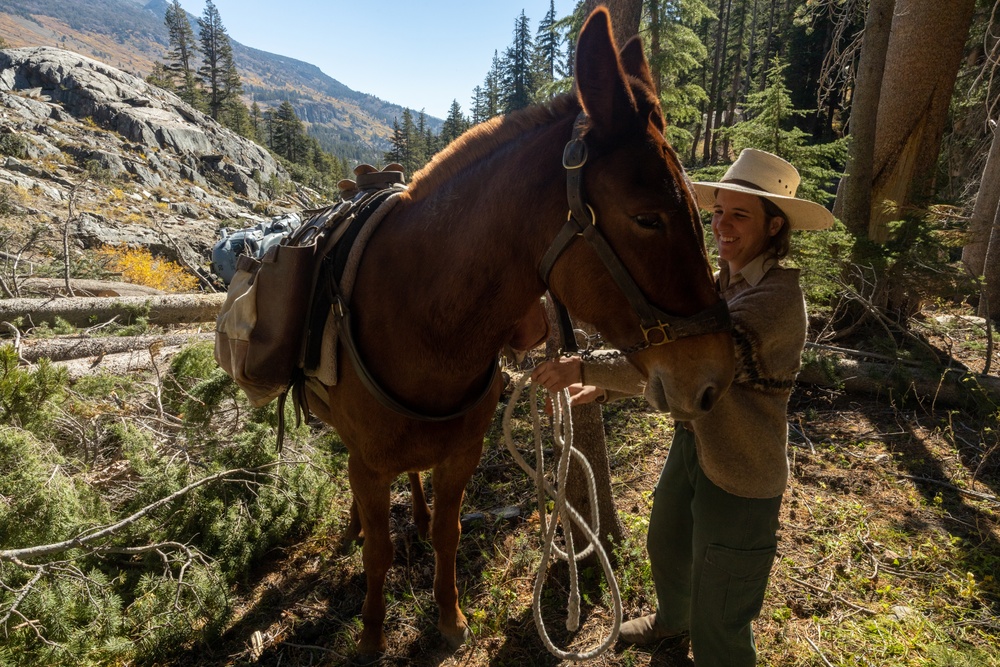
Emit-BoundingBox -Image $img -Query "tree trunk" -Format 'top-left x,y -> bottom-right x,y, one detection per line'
722,1 -> 747,160
869,0 -> 976,242
962,122 -> 1000,278
797,353 -> 1000,409
833,0 -> 894,237
558,0 -> 643,563
978,198 -> 1000,320
584,0 -> 642,46
19,332 -> 213,363
0,294 -> 226,328
703,0 -> 730,164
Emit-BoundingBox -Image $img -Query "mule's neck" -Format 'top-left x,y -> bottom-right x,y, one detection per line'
354,110 -> 578,379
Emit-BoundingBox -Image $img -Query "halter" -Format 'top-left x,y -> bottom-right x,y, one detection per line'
538,113 -> 731,354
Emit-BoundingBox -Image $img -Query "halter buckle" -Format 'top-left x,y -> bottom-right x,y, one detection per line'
562,137 -> 588,170
642,321 -> 676,346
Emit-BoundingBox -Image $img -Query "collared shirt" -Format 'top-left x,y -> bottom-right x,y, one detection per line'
718,252 -> 778,291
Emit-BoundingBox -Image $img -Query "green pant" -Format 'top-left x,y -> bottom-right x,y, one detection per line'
647,425 -> 782,666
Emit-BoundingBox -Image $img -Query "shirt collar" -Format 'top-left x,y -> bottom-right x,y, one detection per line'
718,252 -> 777,289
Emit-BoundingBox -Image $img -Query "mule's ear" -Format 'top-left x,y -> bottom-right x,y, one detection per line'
620,36 -> 655,90
575,7 -> 636,134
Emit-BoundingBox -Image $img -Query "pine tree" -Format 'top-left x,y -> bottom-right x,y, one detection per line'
645,0 -> 714,156
198,0 -> 240,121
533,0 -> 564,90
441,100 -> 469,145
469,86 -> 488,125
163,0 -> 201,107
271,100 -> 305,162
714,58 -> 845,205
502,12 -> 536,113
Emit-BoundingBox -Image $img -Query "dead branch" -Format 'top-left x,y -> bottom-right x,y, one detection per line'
0,463 -> 285,563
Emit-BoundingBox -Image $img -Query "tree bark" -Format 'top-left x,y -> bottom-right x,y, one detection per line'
798,353 -> 1000,409
559,0 -> 644,563
978,199 -> 1000,320
962,122 -> 1000,279
832,0 -> 894,237
585,0 -> 642,46
869,0 -> 976,242
0,294 -> 226,328
19,332 -> 213,362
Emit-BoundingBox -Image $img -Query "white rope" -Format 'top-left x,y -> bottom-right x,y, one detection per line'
501,371 -> 622,661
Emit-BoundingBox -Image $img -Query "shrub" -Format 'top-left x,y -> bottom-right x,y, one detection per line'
97,244 -> 198,292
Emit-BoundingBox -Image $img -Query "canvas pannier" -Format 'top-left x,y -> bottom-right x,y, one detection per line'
214,166 -> 406,411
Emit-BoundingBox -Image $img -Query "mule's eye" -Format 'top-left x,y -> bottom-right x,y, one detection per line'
634,214 -> 663,230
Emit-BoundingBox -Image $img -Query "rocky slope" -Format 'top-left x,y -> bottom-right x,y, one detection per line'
0,46 -> 308,279
0,0 -> 427,162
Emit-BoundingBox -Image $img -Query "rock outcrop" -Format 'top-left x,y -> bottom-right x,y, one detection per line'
0,47 -> 304,270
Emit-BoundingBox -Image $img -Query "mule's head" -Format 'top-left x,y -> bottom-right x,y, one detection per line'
546,8 -> 734,420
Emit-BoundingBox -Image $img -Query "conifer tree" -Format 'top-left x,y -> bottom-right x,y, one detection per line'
198,0 -> 240,121
163,0 -> 201,107
271,100 -> 305,163
441,100 -> 470,145
502,12 -> 537,113
533,0 -> 563,85
713,59 -> 845,205
469,86 -> 488,125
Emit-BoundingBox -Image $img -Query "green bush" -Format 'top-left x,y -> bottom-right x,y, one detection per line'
0,342 -> 338,665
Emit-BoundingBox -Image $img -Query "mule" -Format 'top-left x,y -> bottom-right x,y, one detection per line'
305,8 -> 735,659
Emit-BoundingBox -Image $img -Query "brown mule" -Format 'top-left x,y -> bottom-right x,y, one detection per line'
305,8 -> 734,660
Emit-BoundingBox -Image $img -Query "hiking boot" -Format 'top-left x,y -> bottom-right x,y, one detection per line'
618,613 -> 690,652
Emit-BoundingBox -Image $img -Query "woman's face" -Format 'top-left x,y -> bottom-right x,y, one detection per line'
710,189 -> 783,275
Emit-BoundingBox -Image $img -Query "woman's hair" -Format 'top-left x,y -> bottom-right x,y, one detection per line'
760,197 -> 790,259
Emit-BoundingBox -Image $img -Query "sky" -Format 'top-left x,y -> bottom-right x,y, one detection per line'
175,0 -> 581,120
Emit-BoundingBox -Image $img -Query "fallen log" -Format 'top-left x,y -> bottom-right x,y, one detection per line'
50,345 -> 188,380
20,332 -> 214,362
0,293 -> 226,328
17,277 -> 165,298
797,352 -> 1000,409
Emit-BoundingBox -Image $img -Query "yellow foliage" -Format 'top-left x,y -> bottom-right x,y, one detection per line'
97,244 -> 198,293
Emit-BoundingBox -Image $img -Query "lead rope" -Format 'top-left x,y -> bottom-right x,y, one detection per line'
501,371 -> 622,661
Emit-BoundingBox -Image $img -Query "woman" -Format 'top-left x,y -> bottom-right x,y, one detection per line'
531,149 -> 833,665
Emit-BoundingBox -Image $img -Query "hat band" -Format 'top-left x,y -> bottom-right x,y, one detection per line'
720,178 -> 769,193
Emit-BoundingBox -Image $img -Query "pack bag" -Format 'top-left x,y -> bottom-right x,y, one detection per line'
214,166 -> 406,415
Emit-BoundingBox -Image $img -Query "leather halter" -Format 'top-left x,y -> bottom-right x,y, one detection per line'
538,113 -> 731,353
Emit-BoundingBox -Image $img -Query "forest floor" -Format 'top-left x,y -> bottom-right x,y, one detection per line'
176,305 -> 1000,667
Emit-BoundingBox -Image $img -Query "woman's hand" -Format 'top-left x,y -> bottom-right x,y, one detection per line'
531,356 -> 583,393
541,383 -> 606,414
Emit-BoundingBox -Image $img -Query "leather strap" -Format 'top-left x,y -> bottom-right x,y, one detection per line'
336,299 -> 500,422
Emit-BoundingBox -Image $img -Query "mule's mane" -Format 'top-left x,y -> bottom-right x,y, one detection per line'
405,94 -> 579,200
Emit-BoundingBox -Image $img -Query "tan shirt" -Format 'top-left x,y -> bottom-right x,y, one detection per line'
583,253 -> 806,498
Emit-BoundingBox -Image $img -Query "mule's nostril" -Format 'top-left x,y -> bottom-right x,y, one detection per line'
699,385 -> 717,413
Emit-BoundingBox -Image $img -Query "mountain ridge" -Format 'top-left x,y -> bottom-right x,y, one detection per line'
0,0 -> 440,164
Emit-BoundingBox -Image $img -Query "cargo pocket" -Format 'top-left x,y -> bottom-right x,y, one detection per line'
698,543 -> 776,626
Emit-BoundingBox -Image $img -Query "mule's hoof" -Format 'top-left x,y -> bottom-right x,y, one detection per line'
440,622 -> 470,649
351,650 -> 381,666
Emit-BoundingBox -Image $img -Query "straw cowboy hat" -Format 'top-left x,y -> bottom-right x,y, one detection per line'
691,148 -> 835,230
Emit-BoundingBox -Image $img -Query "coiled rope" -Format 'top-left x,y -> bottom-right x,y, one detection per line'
501,371 -> 622,661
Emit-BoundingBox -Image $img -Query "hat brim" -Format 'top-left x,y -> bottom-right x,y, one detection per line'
692,181 -> 835,230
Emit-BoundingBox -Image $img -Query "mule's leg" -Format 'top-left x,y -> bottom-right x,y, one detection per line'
408,472 -> 431,539
429,443 -> 483,648
349,458 -> 393,660
343,498 -> 363,546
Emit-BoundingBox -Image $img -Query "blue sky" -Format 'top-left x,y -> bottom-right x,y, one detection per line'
175,1 -> 581,119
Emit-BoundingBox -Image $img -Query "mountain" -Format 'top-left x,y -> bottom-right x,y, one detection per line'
0,0 -> 439,164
